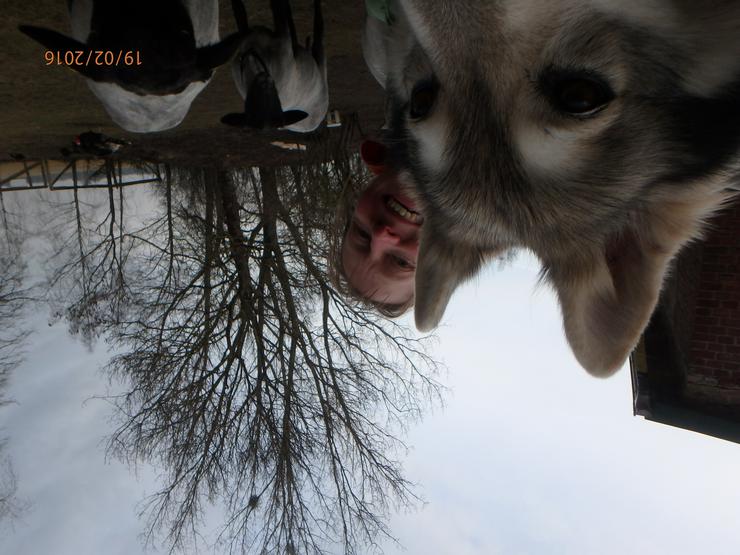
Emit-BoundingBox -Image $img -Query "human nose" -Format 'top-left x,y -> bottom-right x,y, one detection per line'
368,226 -> 400,260
372,226 -> 400,246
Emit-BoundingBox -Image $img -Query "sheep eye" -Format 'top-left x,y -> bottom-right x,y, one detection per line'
542,70 -> 614,116
409,80 -> 438,120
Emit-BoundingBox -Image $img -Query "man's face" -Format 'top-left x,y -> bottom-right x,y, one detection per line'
342,170 -> 424,306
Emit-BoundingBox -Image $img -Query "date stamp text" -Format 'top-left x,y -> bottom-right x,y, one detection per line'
44,50 -> 142,67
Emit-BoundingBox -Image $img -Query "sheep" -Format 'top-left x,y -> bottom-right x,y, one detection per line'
221,0 -> 328,133
19,0 -> 243,133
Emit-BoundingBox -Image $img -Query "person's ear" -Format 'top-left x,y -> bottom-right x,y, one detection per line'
360,140 -> 387,175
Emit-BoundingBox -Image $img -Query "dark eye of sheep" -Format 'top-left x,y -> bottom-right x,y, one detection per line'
541,69 -> 615,116
409,80 -> 438,120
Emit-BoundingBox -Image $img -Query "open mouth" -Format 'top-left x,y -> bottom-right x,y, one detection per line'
385,195 -> 423,224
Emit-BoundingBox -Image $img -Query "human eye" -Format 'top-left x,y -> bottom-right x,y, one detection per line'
351,220 -> 371,244
392,255 -> 415,271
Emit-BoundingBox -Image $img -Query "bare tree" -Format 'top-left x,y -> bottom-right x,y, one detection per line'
100,162 -> 441,554
0,440 -> 28,527
0,191 -> 29,387
40,163 -> 161,347
0,191 -> 30,527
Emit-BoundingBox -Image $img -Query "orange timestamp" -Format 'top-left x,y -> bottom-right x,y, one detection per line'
44,50 -> 142,67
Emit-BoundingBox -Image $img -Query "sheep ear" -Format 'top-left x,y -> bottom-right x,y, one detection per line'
361,16 -> 389,88
550,185 -> 730,377
246,78 -> 280,128
550,228 -> 675,378
414,221 -> 487,332
19,25 -> 86,52
221,110 -> 307,129
221,112 -> 250,127
243,76 -> 290,129
280,110 -> 309,127
231,0 -> 249,32
197,32 -> 244,71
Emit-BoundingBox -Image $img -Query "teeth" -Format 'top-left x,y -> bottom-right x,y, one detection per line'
386,196 -> 423,224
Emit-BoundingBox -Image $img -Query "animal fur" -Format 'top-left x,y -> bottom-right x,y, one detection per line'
366,0 -> 740,376
19,0 -> 243,133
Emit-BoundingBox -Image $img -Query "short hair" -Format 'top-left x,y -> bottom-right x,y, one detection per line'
327,168 -> 414,319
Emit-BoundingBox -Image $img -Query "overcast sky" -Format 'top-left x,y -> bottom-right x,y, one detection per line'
2,189 -> 740,554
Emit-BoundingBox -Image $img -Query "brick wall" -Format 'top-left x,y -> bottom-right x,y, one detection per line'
686,201 -> 740,410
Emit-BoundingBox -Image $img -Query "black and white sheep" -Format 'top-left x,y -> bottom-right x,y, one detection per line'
221,0 -> 328,133
20,0 -> 243,133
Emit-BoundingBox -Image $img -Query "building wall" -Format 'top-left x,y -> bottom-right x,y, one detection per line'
686,201 -> 740,413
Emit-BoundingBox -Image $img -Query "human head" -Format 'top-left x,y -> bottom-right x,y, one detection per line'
332,140 -> 424,317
